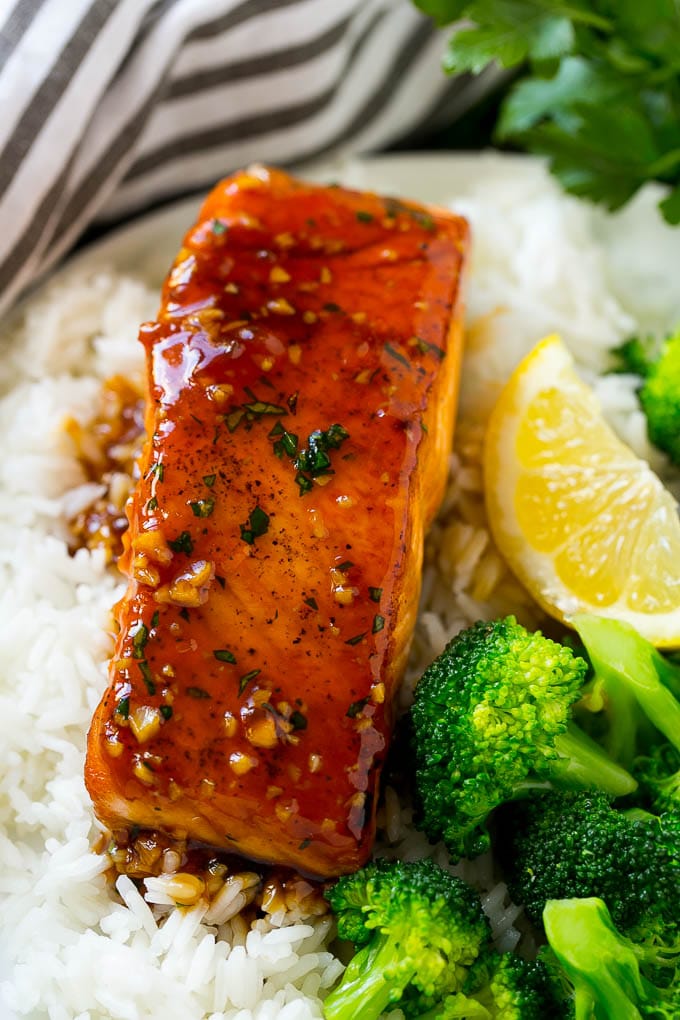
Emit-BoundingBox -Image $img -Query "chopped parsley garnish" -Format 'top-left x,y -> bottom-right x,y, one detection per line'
168,531 -> 194,555
384,342 -> 411,369
147,462 -> 164,482
289,710 -> 308,730
151,610 -> 159,629
116,696 -> 130,719
347,697 -> 369,718
186,686 -> 211,699
298,837 -> 312,850
131,622 -> 149,659
294,423 -> 350,495
345,632 -> 367,646
146,496 -> 158,512
190,497 -> 215,518
304,596 -> 318,610
203,474 -> 216,488
295,472 -> 313,495
238,669 -> 260,696
269,420 -> 299,459
372,614 -> 385,634
214,648 -> 237,664
212,218 -> 227,235
225,388 -> 287,434
356,210 -> 374,223
160,705 -> 173,720
139,660 -> 156,696
336,560 -> 354,572
368,587 -> 383,603
240,505 -> 270,545
413,335 -> 446,360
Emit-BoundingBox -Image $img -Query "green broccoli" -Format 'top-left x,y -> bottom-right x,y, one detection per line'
498,789 -> 680,940
614,326 -> 680,465
323,858 -> 490,1020
544,898 -> 680,1020
573,614 -> 680,768
634,743 -> 680,814
410,617 -> 636,858
415,954 -> 569,1019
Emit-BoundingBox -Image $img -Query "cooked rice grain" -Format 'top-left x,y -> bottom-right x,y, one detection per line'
3,158 -> 680,1018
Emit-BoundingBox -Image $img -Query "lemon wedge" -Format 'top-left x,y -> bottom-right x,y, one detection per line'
484,334 -> 680,647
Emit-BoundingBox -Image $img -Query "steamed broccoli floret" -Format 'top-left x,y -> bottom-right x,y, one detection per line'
410,617 -> 636,858
614,334 -> 661,379
544,898 -> 680,1020
634,743 -> 680,814
323,858 -> 490,1020
499,789 -> 680,940
573,615 -> 680,768
415,954 -> 569,1019
614,326 -> 680,465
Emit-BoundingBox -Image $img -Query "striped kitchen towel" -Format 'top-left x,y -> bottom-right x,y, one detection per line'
0,0 -> 498,316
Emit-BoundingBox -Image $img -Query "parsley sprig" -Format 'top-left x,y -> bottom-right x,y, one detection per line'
417,0 -> 680,223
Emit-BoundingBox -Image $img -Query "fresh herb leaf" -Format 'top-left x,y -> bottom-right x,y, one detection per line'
240,505 -> 270,545
299,837 -> 312,850
372,614 -> 385,634
116,696 -> 130,719
356,210 -> 374,223
146,496 -> 158,512
214,648 -> 237,664
168,531 -> 194,555
368,586 -> 383,602
420,0 -> 680,224
295,472 -> 313,496
212,218 -> 227,235
203,474 -> 216,488
293,424 -> 350,493
190,497 -> 215,518
336,560 -> 354,572
239,669 -> 261,696
151,611 -> 159,629
290,710 -> 308,730
384,342 -> 411,369
139,661 -> 156,696
304,596 -> 318,610
160,705 -> 173,720
186,686 -> 211,699
345,632 -> 367,646
131,623 -> 149,659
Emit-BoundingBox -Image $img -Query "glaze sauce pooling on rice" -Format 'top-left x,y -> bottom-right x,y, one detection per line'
4,156 -> 679,1020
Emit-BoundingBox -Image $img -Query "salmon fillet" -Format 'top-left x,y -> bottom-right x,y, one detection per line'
85,166 -> 469,877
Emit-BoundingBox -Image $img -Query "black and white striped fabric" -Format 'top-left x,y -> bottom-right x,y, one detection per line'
0,0 -> 497,316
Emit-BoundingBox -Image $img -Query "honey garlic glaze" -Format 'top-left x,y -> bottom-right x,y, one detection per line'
85,165 -> 468,877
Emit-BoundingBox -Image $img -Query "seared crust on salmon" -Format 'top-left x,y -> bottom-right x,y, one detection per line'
85,166 -> 468,876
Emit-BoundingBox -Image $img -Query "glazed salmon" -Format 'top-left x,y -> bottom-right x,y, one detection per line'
85,166 -> 469,876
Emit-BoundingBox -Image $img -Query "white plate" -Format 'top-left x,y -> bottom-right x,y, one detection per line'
3,150 -> 680,1020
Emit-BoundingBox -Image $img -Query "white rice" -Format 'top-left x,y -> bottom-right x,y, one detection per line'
1,156 -> 679,1019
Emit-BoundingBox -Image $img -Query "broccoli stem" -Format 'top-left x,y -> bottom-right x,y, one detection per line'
551,723 -> 637,796
323,933 -> 416,1020
574,615 -> 680,755
543,898 -> 661,1020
